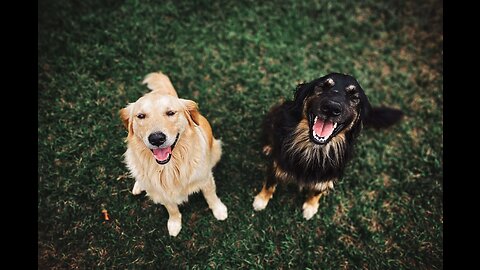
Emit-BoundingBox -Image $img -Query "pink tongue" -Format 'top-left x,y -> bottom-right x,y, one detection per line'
152,147 -> 172,161
313,119 -> 334,138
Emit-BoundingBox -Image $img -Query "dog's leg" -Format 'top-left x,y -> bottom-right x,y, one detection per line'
302,191 -> 324,220
132,181 -> 145,195
302,180 -> 334,220
253,169 -> 277,211
164,203 -> 182,237
201,175 -> 228,220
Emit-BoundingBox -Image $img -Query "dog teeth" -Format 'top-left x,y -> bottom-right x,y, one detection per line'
312,117 -> 337,143
312,130 -> 327,143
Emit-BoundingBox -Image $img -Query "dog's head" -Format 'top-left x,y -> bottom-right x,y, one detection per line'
119,91 -> 200,165
293,73 -> 371,145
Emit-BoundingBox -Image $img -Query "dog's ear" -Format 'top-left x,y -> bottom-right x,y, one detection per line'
292,82 -> 314,117
293,82 -> 312,107
356,85 -> 373,124
181,99 -> 200,126
119,103 -> 135,134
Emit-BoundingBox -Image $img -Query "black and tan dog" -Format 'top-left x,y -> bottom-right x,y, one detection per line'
253,72 -> 403,219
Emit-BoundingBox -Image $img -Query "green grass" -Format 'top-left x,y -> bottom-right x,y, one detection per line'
38,0 -> 443,268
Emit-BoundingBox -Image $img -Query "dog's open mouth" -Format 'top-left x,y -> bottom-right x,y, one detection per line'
151,134 -> 179,165
310,116 -> 343,144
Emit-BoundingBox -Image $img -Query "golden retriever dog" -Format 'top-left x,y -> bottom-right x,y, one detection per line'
119,72 -> 228,236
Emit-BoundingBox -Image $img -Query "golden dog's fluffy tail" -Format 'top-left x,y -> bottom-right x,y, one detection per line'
142,72 -> 178,97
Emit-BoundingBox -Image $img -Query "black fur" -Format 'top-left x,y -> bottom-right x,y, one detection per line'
261,73 -> 403,190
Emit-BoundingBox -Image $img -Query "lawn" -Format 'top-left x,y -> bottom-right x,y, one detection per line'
38,0 -> 443,268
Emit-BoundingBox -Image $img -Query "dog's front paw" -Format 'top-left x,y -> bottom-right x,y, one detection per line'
253,194 -> 269,211
167,218 -> 182,237
212,202 -> 228,221
132,181 -> 144,195
302,202 -> 319,220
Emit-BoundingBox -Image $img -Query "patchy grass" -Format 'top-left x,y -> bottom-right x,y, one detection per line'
39,0 -> 442,268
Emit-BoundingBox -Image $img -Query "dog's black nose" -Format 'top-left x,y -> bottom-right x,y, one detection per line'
148,132 -> 166,146
321,100 -> 342,116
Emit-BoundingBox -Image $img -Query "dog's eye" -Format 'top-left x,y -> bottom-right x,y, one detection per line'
346,85 -> 359,104
314,85 -> 323,95
166,111 -> 176,116
350,95 -> 360,104
137,113 -> 146,119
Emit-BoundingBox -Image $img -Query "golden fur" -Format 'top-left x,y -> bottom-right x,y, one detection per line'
119,72 -> 227,236
142,71 -> 178,97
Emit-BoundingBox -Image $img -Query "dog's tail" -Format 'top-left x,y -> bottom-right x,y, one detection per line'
364,106 -> 404,129
142,72 -> 178,97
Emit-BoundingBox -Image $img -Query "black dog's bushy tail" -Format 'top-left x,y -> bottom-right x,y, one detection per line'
364,106 -> 403,129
